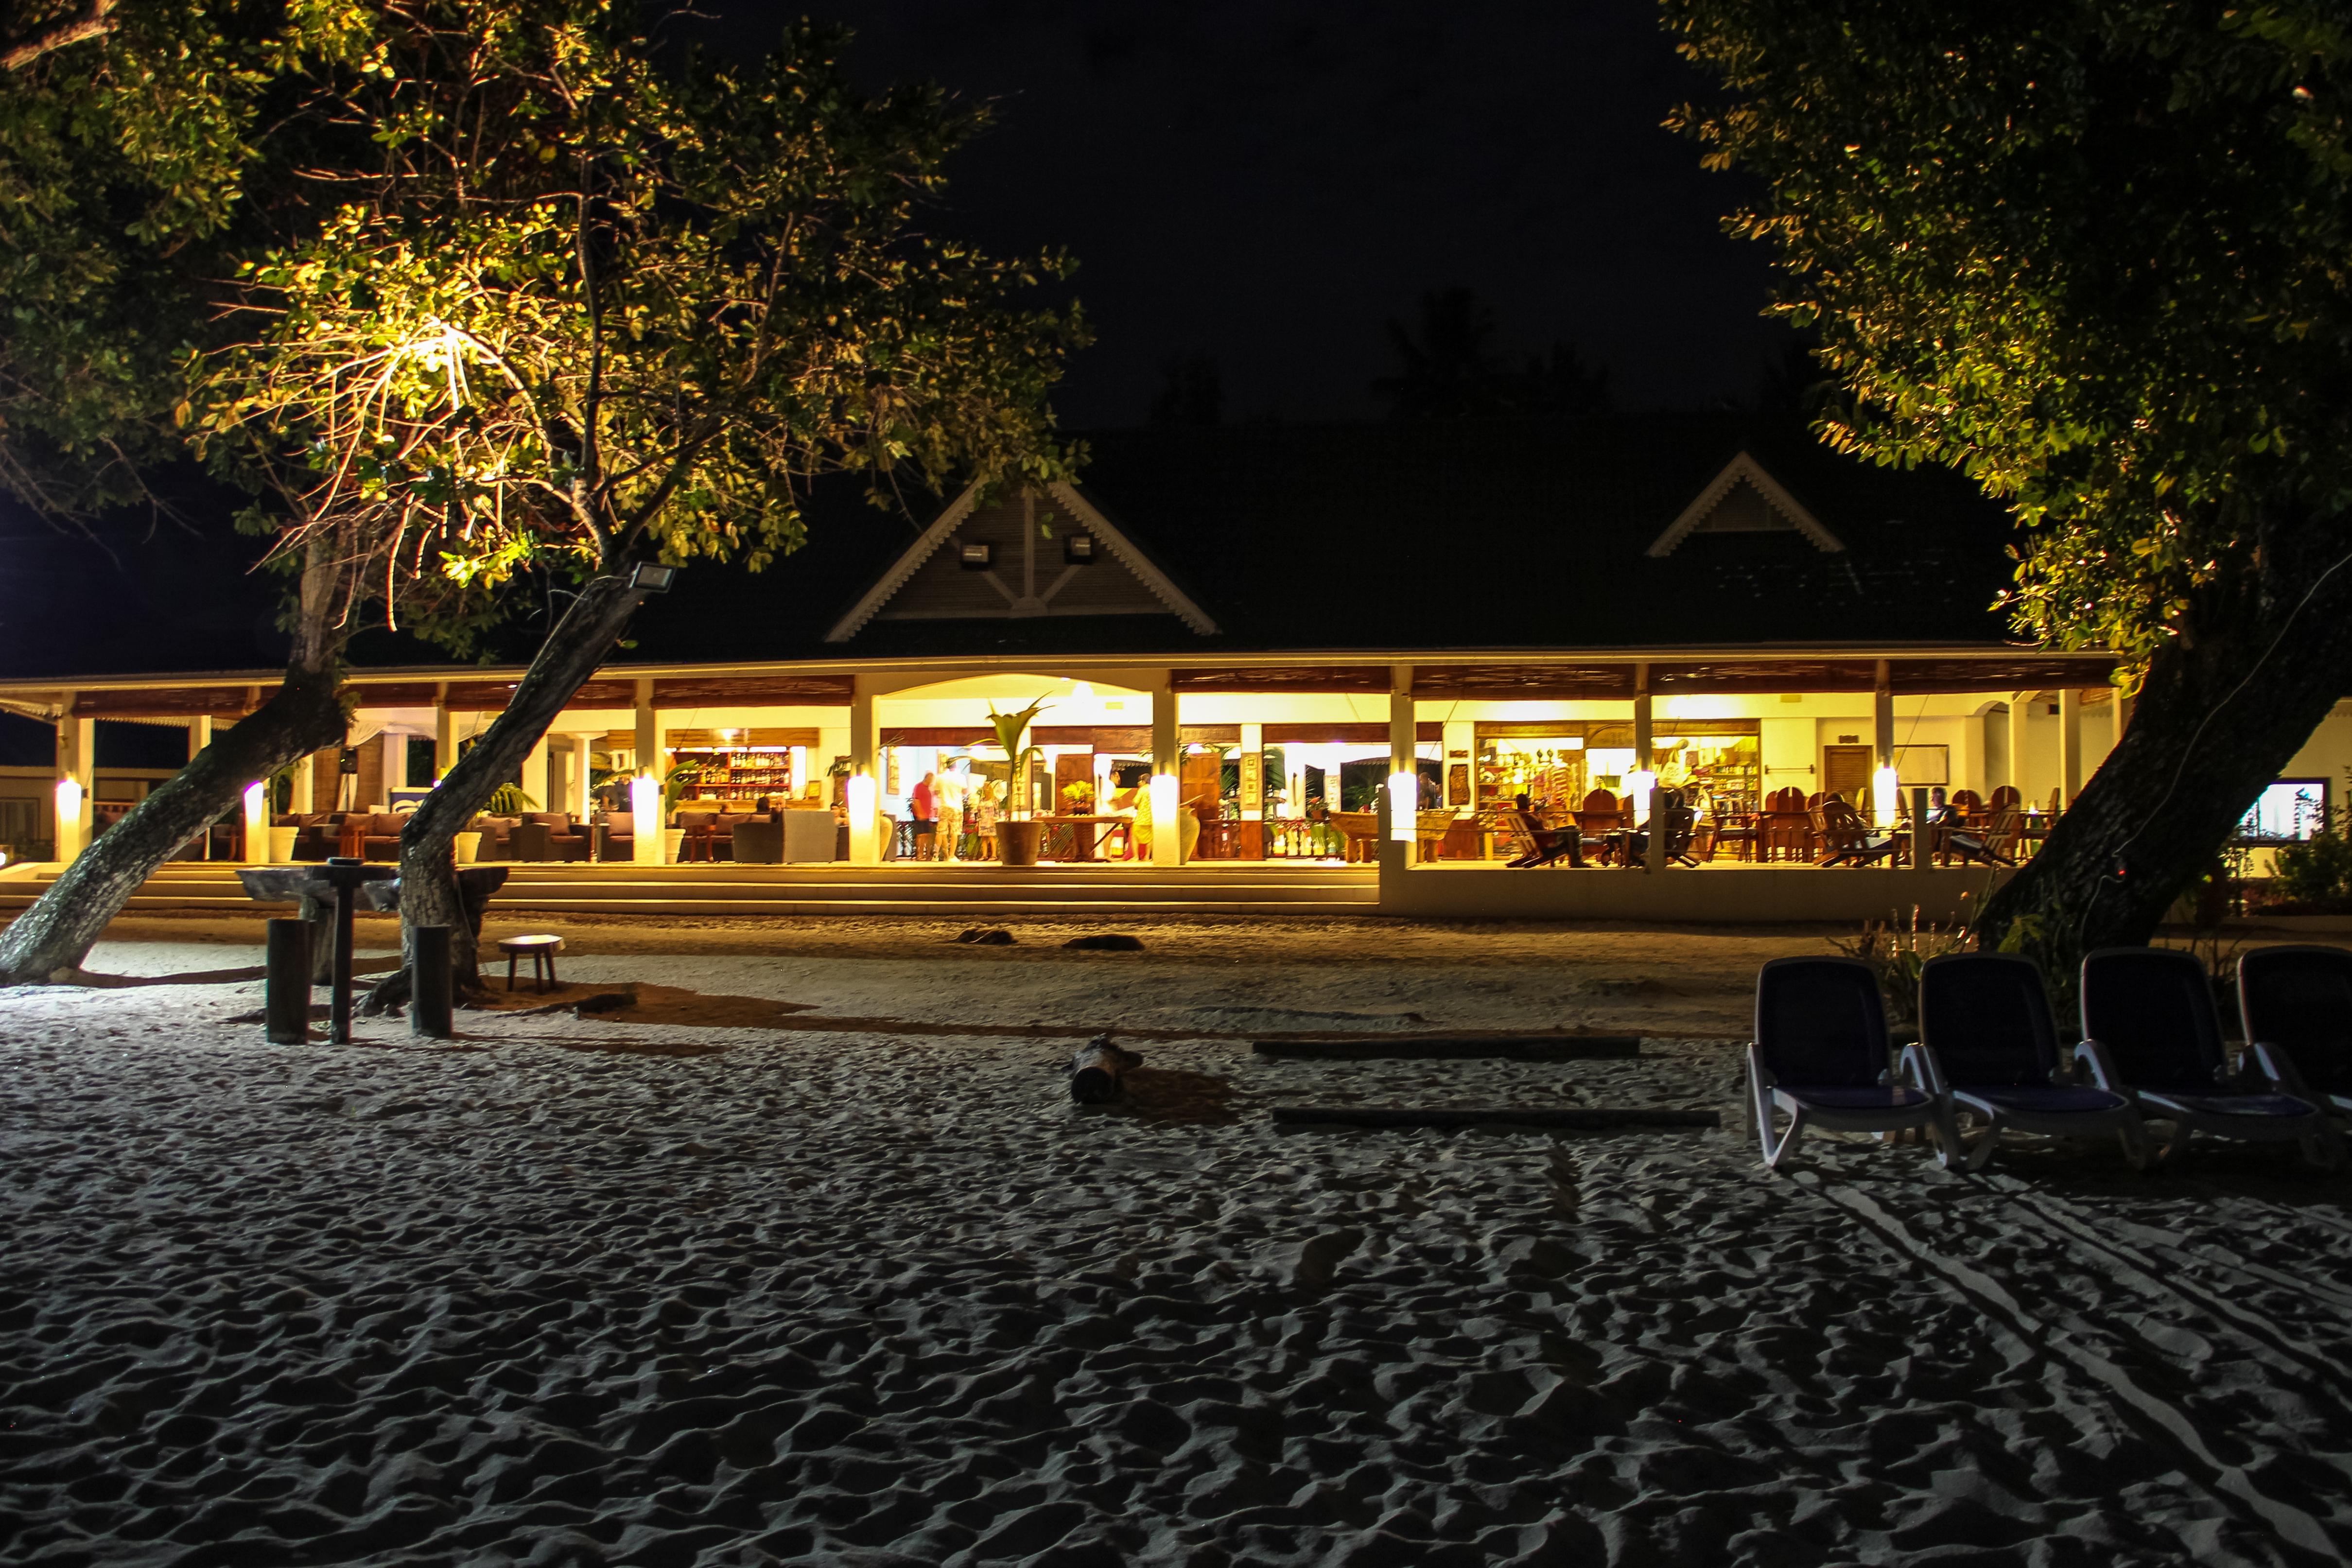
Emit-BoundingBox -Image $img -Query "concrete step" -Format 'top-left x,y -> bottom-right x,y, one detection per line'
0,861 -> 1377,916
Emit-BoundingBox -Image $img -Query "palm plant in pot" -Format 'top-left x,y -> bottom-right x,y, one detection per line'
987,697 -> 1051,865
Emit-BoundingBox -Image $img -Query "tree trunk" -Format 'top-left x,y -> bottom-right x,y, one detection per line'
398,571 -> 646,988
0,662 -> 348,984
1979,569 -> 2352,987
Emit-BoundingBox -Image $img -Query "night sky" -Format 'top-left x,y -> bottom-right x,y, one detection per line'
686,0 -> 1783,426
0,0 -> 1788,678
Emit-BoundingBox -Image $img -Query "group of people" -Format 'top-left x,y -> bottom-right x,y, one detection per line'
906,764 -> 1006,861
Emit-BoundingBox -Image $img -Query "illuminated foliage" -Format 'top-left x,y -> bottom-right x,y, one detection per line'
1664,0 -> 2352,671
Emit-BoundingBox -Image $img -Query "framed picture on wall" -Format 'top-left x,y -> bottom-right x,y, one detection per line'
1893,745 -> 1949,786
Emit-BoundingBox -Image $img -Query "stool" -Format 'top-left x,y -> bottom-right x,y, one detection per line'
499,934 -> 564,993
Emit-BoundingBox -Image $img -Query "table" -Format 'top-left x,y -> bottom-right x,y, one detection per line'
237,858 -> 396,1044
1033,814 -> 1134,862
236,863 -> 512,1042
498,934 -> 564,993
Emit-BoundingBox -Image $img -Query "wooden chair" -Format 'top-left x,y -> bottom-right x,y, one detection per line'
1988,785 -> 2021,812
1950,788 -> 1984,822
1944,807 -> 2026,868
1575,789 -> 1628,858
1505,810 -> 1584,869
1813,798 -> 1899,867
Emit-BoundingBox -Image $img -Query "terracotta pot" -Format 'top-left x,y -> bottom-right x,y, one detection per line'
998,819 -> 1043,866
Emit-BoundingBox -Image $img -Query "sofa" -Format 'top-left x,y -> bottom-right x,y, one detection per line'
508,812 -> 593,862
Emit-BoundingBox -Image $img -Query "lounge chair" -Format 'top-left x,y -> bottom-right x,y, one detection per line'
1912,953 -> 2146,1170
1504,810 -> 1584,869
2237,944 -> 2352,1117
1747,957 -> 1950,1169
2077,946 -> 2339,1167
1941,805 -> 2023,868
1619,791 -> 1699,868
1812,797 -> 1897,867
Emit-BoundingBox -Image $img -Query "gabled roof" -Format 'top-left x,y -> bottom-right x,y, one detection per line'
1646,451 -> 1843,556
823,480 -> 1216,642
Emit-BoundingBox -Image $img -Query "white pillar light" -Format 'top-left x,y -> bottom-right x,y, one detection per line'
242,780 -> 269,864
1150,772 -> 1181,866
1387,770 -> 1419,841
847,772 -> 880,863
630,771 -> 661,865
54,776 -> 83,860
1872,765 -> 1902,831
1624,768 -> 1657,833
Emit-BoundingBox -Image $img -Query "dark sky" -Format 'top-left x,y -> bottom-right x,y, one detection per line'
687,0 -> 1786,427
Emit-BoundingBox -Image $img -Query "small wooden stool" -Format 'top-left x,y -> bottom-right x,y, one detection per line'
499,934 -> 564,993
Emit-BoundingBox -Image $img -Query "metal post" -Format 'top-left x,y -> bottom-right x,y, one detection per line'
410,923 -> 453,1039
328,855 -> 359,1045
264,918 -> 311,1043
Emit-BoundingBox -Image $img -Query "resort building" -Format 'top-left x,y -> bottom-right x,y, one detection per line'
3,416 -> 2344,919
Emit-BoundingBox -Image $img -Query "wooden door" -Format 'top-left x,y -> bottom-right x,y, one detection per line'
1181,752 -> 1222,812
1053,752 -> 1093,815
1821,745 -> 1873,806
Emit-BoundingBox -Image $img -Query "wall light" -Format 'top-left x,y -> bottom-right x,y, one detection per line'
1149,772 -> 1180,864
1387,771 -> 1418,840
847,773 -> 880,863
54,775 -> 81,823
1623,768 -> 1657,829
628,561 -> 679,592
630,771 -> 661,864
1872,765 -> 1901,831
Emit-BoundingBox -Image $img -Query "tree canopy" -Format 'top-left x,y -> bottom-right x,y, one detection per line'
1664,0 -> 2352,671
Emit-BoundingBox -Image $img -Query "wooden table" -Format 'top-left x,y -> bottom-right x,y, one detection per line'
1032,814 -> 1134,861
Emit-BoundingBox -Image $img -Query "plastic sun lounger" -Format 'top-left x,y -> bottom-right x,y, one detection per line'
1911,952 -> 2147,1171
1746,956 -> 1949,1170
2238,944 -> 2352,1118
2077,946 -> 2340,1168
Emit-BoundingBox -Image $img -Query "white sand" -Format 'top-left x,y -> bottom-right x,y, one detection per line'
5,916 -> 2352,1565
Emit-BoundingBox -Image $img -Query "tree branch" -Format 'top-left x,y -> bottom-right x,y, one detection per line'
2,0 -> 117,72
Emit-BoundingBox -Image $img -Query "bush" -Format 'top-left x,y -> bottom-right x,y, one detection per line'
2273,831 -> 2352,911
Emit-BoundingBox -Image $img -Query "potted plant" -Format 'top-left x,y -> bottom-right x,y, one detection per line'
987,696 -> 1050,865
1061,779 -> 1095,814
660,761 -> 705,862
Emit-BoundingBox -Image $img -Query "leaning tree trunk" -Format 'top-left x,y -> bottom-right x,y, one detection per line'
1979,561 -> 2352,987
0,662 -> 348,984
398,571 -> 647,989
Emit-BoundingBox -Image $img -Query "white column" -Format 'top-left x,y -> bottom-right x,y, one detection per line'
290,751 -> 314,818
1149,675 -> 1179,866
2114,688 -> 2133,741
55,712 -> 93,861
569,736 -> 592,820
188,714 -> 212,763
848,678 -> 879,864
1870,661 -> 1897,828
631,677 -> 663,864
524,733 -> 551,813
434,686 -> 455,779
2007,693 -> 2033,801
2060,688 -> 2084,808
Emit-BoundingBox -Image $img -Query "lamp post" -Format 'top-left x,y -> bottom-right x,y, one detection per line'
242,781 -> 269,864
847,773 -> 880,863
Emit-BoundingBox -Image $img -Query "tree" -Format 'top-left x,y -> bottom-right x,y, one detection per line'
0,1 -> 383,983
1666,0 -> 2352,975
0,1 -> 1081,987
1371,286 -> 1608,418
191,1 -> 1083,983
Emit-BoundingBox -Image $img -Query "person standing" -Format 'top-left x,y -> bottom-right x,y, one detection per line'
936,764 -> 966,863
910,770 -> 938,860
972,777 -> 1002,859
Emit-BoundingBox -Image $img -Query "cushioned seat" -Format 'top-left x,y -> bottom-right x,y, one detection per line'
2140,1091 -> 2320,1119
1954,1084 -> 2129,1115
1779,1084 -> 1931,1112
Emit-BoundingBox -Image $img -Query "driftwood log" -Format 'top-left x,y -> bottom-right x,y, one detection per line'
1069,1034 -> 1143,1104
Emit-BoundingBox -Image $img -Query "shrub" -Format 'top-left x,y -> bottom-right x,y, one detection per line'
2273,831 -> 2352,911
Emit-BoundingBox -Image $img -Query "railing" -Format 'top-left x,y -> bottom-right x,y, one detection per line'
1264,818 -> 1346,859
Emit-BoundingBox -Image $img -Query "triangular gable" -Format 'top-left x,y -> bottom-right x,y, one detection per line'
1646,452 -> 1844,557
824,480 -> 1217,642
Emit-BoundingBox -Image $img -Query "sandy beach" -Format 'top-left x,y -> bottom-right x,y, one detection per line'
7,913 -> 2352,1565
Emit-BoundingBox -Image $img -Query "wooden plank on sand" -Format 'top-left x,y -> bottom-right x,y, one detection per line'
1252,1036 -> 1639,1061
1271,1106 -> 1718,1130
